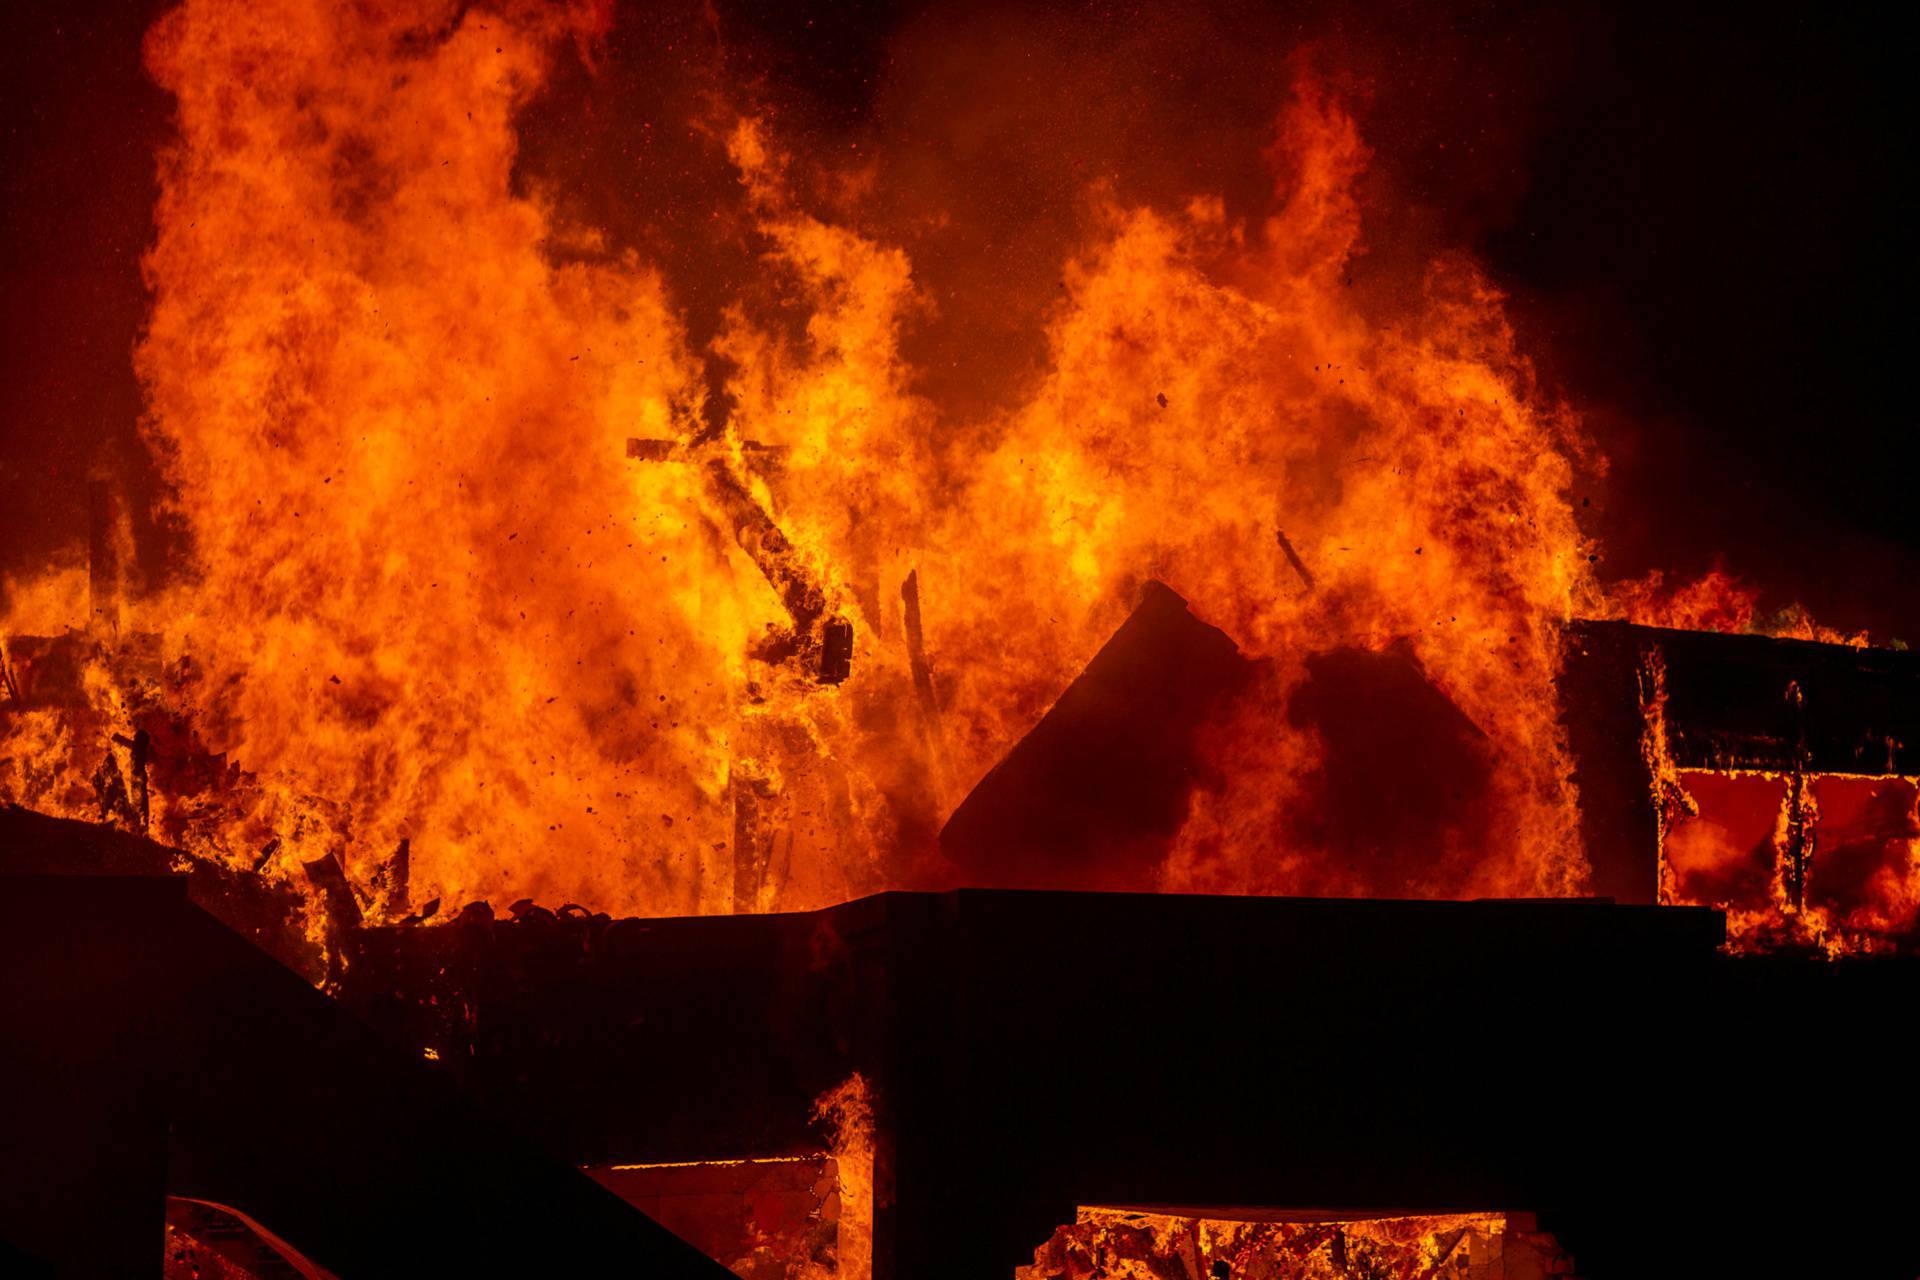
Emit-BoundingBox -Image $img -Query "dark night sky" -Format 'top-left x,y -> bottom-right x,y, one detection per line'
1,1 -> 1911,637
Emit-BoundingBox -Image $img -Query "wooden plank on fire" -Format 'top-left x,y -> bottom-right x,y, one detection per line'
0,640 -> 20,705
627,434 -> 846,683
901,568 -> 947,800
1276,527 -> 1316,593
302,848 -> 364,933
371,837 -> 410,919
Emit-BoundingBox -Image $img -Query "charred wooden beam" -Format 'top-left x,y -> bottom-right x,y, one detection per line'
301,850 -> 362,932
370,837 -> 410,919
818,615 -> 853,685
628,436 -> 851,684
301,850 -> 363,982
731,767 -> 773,914
0,640 -> 20,705
91,749 -> 137,830
1566,620 -> 1920,776
694,452 -> 830,638
1779,680 -> 1814,912
1275,527 -> 1315,593
900,569 -> 946,799
110,728 -> 151,834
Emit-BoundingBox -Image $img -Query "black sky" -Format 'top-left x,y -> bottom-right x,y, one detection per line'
1,0 -> 1910,637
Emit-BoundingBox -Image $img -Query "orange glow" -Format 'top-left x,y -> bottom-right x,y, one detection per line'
1610,564 -> 1870,647
0,0 -> 1893,932
1662,769 -> 1920,954
807,1074 -> 874,1280
1020,1207 -> 1570,1279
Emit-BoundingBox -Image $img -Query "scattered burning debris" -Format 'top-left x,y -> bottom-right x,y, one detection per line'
1019,1209 -> 1574,1280
9,0 -> 1910,936
2,0 -> 1916,1276
0,0 -> 1650,919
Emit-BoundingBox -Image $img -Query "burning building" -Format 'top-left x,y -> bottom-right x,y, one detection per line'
1,0 -> 1914,1276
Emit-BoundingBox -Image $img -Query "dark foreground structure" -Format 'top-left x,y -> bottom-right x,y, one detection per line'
5,815 -> 1918,1276
341,884 -> 1918,1278
6,590 -> 1920,1277
0,861 -> 729,1279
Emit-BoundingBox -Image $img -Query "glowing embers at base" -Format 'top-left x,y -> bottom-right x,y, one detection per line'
1019,1208 -> 1573,1279
1662,770 -> 1920,953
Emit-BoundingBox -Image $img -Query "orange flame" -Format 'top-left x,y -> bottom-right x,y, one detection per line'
0,0 -> 1885,924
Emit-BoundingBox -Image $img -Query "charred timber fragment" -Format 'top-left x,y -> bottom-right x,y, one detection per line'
900,570 -> 937,716
732,766 -> 776,913
91,749 -> 137,830
628,435 -> 850,685
901,569 -> 947,797
940,580 -> 1257,891
697,453 -> 829,637
110,727 -> 151,833
1780,680 -> 1814,912
372,836 -> 410,918
818,615 -> 854,685
302,849 -> 363,937
1275,527 -> 1315,593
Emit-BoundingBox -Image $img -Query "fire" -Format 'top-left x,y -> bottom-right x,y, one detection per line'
580,1074 -> 874,1278
1610,563 -> 1871,647
1020,1208 -> 1571,1279
806,1074 -> 874,1280
0,0 -> 1887,925
1658,769 -> 1920,954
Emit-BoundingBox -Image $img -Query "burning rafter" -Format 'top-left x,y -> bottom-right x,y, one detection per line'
626,429 -> 854,686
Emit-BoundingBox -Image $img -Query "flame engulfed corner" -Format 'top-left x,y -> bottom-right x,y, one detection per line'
1659,768 -> 1919,955
1630,631 -> 1920,955
0,0 -> 1899,935
805,1073 -> 875,1280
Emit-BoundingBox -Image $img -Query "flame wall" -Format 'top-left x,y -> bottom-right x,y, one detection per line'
1,0 -> 1870,917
